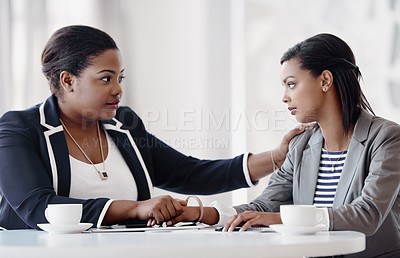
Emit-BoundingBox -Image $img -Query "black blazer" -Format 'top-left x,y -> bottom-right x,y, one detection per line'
0,95 -> 249,229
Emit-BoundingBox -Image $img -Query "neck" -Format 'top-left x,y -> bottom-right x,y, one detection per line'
320,122 -> 353,151
58,105 -> 97,131
318,112 -> 353,152
316,93 -> 354,151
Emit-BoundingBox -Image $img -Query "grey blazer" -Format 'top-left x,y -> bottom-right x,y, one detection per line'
235,110 -> 400,257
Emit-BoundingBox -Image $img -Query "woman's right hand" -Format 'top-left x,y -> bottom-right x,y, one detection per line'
223,211 -> 281,232
273,122 -> 317,167
102,196 -> 184,226
134,195 -> 184,224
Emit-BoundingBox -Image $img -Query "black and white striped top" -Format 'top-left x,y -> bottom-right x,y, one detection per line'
313,149 -> 348,208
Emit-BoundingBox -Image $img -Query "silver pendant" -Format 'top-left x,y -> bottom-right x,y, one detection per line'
99,171 -> 108,180
331,166 -> 335,172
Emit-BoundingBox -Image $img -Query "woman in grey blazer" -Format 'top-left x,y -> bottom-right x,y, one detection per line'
172,33 -> 400,257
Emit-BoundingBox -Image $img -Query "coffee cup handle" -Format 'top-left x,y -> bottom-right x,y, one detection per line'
44,208 -> 50,223
315,209 -> 324,225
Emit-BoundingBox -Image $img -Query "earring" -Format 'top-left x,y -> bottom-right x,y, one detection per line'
322,87 -> 327,92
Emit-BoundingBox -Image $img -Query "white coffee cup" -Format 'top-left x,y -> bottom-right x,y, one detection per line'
280,205 -> 323,227
45,204 -> 82,225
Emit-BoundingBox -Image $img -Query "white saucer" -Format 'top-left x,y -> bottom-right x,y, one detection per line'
37,223 -> 93,234
269,224 -> 325,235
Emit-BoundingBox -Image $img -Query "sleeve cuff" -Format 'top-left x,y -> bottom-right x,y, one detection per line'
96,199 -> 114,228
209,200 -> 237,226
242,152 -> 255,187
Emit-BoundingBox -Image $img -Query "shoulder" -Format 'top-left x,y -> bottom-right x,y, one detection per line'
288,125 -> 320,152
369,115 -> 400,142
355,110 -> 400,139
0,103 -> 41,129
114,106 -> 145,130
0,104 -> 42,144
370,115 -> 400,132
115,106 -> 139,119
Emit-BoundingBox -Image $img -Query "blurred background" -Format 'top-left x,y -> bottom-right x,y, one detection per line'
1,0 -> 399,207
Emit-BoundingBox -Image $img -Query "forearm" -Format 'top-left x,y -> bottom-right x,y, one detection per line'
102,200 -> 137,225
247,124 -> 308,182
247,150 -> 284,182
200,207 -> 220,225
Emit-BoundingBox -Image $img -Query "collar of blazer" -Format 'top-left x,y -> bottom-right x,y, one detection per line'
293,110 -> 373,206
333,110 -> 372,207
305,110 -> 371,147
38,95 -> 153,199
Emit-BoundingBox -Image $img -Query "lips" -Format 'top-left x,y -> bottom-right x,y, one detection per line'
106,99 -> 120,109
288,107 -> 297,115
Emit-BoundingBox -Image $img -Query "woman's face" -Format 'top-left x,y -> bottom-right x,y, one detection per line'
280,58 -> 324,123
67,49 -> 124,121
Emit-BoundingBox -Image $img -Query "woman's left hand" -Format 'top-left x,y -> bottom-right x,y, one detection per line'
223,211 -> 281,232
165,206 -> 201,226
147,199 -> 191,226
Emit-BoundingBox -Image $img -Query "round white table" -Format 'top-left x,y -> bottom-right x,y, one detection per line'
0,228 -> 365,258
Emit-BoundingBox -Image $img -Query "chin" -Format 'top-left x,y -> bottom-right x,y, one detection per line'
100,111 -> 117,120
295,115 -> 315,124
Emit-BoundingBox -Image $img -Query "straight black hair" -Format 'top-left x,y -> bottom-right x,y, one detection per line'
280,33 -> 374,135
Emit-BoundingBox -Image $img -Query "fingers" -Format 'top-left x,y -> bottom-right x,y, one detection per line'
141,196 -> 185,224
152,209 -> 166,224
172,199 -> 185,215
302,122 -> 318,130
167,206 -> 199,226
284,122 -> 317,142
283,125 -> 305,143
147,218 -> 156,227
224,212 -> 249,232
223,211 -> 268,232
166,213 -> 184,226
177,199 -> 188,206
275,123 -> 313,165
163,198 -> 181,221
239,218 -> 263,232
157,196 -> 180,223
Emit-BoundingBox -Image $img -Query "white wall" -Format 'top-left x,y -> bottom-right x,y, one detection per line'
122,0 -> 242,206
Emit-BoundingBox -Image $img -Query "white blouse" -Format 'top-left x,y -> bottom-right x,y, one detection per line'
69,131 -> 138,201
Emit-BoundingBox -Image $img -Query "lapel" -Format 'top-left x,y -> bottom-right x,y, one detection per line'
101,118 -> 153,201
333,111 -> 371,207
296,128 -> 324,204
40,95 -> 153,200
40,95 -> 71,196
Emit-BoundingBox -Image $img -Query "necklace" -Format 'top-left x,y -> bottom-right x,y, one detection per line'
324,140 -> 350,172
60,119 -> 108,180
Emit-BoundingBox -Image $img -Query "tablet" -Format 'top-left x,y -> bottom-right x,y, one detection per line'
91,222 -> 206,233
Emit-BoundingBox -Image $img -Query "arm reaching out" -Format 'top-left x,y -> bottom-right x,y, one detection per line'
248,123 -> 316,182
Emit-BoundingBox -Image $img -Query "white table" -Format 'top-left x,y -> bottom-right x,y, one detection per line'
0,228 -> 365,258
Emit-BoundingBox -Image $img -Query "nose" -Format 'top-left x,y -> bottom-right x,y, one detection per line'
112,81 -> 123,98
282,90 -> 290,103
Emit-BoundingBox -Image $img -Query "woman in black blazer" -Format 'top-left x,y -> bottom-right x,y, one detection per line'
0,25 -> 305,230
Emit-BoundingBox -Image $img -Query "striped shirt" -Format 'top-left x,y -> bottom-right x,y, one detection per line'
313,148 -> 348,208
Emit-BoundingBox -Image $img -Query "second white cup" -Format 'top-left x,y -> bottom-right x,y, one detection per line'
280,204 -> 323,227
45,204 -> 82,225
